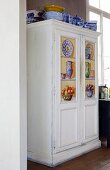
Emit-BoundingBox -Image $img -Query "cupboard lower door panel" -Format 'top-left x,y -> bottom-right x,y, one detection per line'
83,103 -> 98,143
55,106 -> 81,153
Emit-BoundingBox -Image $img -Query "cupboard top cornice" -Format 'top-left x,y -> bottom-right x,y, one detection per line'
27,19 -> 101,37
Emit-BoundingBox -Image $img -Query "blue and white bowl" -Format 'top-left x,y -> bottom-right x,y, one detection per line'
44,11 -> 63,21
83,21 -> 97,31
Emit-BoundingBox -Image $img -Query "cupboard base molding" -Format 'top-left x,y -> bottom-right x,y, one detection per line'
28,139 -> 101,167
27,154 -> 53,167
53,139 -> 101,166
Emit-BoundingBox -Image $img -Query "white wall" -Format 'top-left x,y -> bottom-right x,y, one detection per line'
20,0 -> 27,169
0,0 -> 27,170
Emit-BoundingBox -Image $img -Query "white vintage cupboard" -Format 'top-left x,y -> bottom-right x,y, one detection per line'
27,20 -> 101,167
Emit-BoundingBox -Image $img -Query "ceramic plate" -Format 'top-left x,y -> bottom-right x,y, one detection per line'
62,39 -> 73,57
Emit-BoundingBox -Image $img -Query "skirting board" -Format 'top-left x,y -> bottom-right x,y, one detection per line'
27,139 -> 101,167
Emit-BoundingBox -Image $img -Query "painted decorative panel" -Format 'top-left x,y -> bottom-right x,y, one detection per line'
60,36 -> 76,102
85,41 -> 95,98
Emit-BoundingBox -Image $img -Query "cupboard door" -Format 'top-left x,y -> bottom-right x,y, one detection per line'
82,102 -> 98,143
54,29 -> 81,153
81,36 -> 98,142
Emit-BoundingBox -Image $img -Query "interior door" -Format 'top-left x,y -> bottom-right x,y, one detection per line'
81,36 -> 98,143
54,29 -> 81,153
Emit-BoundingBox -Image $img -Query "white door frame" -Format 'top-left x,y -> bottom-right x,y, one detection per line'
0,0 -> 27,170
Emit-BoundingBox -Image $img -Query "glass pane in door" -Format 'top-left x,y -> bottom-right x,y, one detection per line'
60,36 -> 76,102
85,41 -> 95,98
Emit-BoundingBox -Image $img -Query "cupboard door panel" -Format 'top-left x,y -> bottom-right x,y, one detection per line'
60,108 -> 78,147
55,106 -> 81,153
84,103 -> 98,142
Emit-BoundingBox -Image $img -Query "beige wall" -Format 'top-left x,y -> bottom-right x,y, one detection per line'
27,0 -> 86,19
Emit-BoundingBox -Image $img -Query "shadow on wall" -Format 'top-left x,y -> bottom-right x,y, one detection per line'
27,0 -> 86,20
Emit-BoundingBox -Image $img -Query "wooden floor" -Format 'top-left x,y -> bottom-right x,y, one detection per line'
28,146 -> 110,170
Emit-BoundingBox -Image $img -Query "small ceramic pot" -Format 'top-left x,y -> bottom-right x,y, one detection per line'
72,15 -> 84,26
85,62 -> 90,78
66,61 -> 73,78
85,47 -> 91,59
61,73 -> 66,79
86,90 -> 93,97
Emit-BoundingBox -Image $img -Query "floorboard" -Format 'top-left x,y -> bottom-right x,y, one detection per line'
28,147 -> 110,170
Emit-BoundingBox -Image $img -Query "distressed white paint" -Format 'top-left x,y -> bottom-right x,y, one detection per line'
27,20 -> 101,167
0,0 -> 27,170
